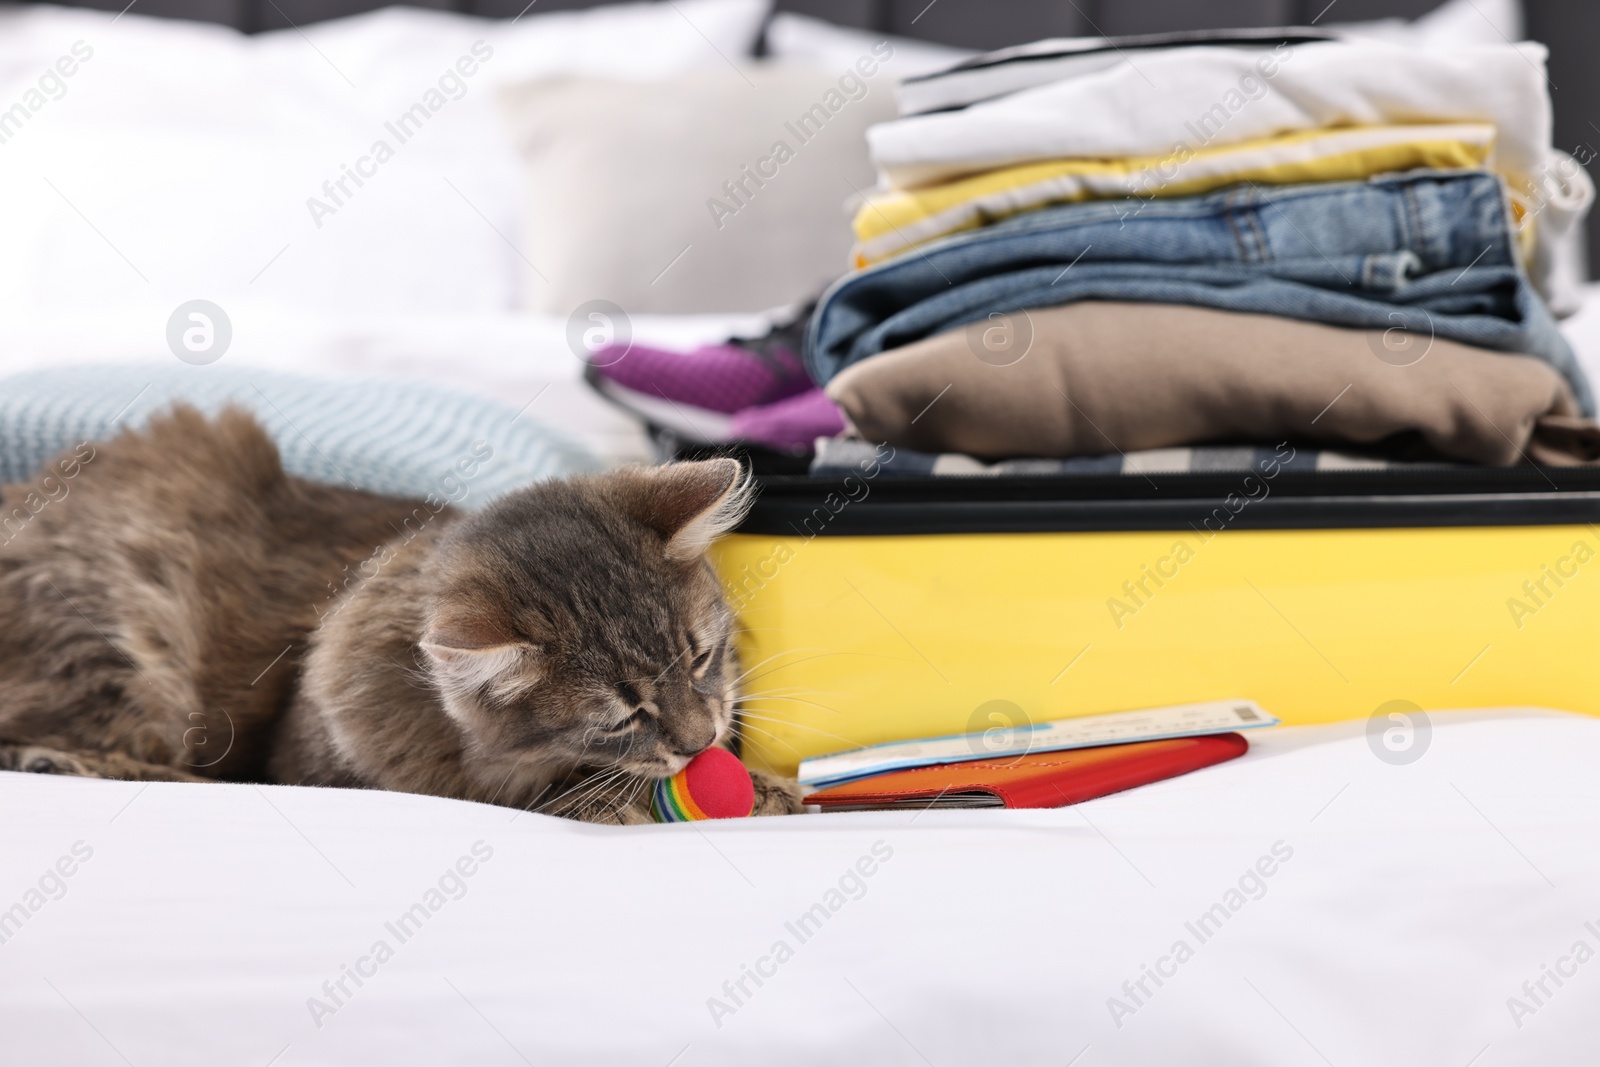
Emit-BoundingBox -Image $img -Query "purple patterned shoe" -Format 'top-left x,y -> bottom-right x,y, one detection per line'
588,342 -> 811,415
727,388 -> 847,454
584,307 -> 816,444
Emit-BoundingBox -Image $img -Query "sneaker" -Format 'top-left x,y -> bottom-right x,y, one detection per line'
727,388 -> 846,454
584,307 -> 815,443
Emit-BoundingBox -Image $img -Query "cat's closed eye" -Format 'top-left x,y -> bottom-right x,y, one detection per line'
689,635 -> 714,677
607,708 -> 652,733
607,682 -> 655,731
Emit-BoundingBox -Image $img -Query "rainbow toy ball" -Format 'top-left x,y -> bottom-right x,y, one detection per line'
653,747 -> 755,822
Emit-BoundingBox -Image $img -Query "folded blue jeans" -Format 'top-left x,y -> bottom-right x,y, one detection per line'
807,170 -> 1593,415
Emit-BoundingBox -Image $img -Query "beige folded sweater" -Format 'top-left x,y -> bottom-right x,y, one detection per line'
826,302 -> 1600,466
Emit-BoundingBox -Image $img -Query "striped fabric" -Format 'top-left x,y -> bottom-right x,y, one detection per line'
810,437 -> 1447,477
0,365 -> 598,505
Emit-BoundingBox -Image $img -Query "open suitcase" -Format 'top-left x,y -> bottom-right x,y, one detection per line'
709,458 -> 1600,777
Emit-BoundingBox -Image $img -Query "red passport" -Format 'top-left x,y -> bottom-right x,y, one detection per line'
803,733 -> 1248,811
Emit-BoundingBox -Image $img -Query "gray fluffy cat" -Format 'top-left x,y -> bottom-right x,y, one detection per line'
0,406 -> 802,823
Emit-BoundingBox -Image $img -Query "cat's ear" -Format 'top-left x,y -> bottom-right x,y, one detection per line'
614,458 -> 753,562
420,610 -> 540,691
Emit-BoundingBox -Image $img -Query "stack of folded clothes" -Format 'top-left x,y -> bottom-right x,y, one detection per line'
803,28 -> 1600,470
583,27 -> 1600,471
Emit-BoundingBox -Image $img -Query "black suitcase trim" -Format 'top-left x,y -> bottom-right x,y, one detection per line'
739,468 -> 1600,536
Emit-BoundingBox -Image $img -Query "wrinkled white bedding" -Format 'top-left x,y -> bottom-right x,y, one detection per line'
1,709 -> 1597,1065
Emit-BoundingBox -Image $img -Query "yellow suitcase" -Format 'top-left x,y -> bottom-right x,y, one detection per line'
710,458 -> 1600,777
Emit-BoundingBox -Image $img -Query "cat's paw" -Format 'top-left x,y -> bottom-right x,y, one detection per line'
11,748 -> 99,777
749,768 -> 805,816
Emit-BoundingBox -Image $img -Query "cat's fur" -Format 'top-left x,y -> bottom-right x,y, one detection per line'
0,406 -> 801,823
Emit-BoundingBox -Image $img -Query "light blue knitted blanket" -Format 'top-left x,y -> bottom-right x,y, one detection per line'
0,365 -> 598,505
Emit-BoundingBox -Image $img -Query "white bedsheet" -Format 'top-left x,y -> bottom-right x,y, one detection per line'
2,709 -> 1597,1065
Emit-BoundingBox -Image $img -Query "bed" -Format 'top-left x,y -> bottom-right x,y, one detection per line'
3,0 -> 1600,1062
5,709 -> 1599,1064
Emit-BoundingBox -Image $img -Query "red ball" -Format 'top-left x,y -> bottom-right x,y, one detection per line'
681,746 -> 755,820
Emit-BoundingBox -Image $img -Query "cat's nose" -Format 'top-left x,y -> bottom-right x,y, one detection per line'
669,724 -> 718,759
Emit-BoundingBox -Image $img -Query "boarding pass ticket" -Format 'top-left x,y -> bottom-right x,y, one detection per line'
797,700 -> 1278,788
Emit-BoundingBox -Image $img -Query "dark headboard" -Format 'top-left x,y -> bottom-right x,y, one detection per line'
35,0 -> 1600,268
31,0 -> 1451,37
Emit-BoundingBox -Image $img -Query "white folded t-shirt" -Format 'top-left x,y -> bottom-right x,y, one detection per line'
868,41 -> 1553,191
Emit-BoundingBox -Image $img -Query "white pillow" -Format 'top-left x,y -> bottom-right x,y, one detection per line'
499,61 -> 900,315
0,0 -> 769,323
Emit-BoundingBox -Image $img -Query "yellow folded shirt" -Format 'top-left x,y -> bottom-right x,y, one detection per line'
852,123 -> 1498,269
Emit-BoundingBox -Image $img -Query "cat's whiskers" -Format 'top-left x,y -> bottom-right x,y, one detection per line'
725,647 -> 797,683
737,690 -> 848,717
529,768 -> 582,814
734,711 -> 862,751
729,720 -> 806,758
555,779 -> 620,817
484,750 -> 537,807
539,765 -> 630,816
739,682 -> 854,701
734,650 -> 881,689
509,778 -> 557,819
532,766 -> 589,812
737,649 -> 915,690
727,646 -> 836,687
610,775 -> 649,823
580,770 -> 647,819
